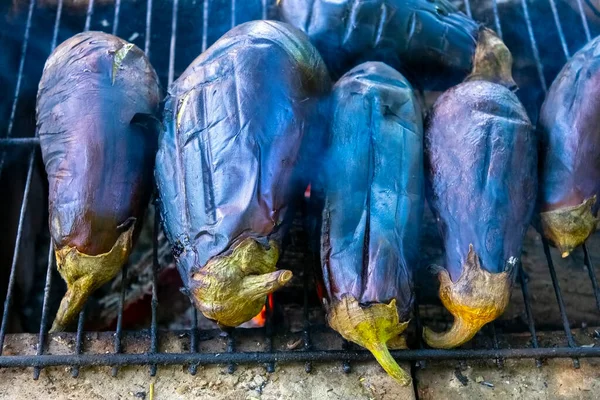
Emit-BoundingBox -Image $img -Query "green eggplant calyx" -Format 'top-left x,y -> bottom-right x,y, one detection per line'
112,43 -> 134,85
423,244 -> 512,349
328,296 -> 411,386
467,28 -> 516,90
540,196 -> 598,258
51,221 -> 136,332
190,237 -> 292,328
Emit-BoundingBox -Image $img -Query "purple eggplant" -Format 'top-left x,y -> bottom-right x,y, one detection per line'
313,62 -> 423,385
155,21 -> 331,328
423,81 -> 536,348
38,32 -> 161,331
277,0 -> 515,90
537,36 -> 600,257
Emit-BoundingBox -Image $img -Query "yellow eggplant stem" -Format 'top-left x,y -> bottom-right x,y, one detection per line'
328,296 -> 411,386
423,244 -> 512,349
51,222 -> 136,332
540,196 -> 598,258
190,237 -> 292,328
467,28 -> 516,89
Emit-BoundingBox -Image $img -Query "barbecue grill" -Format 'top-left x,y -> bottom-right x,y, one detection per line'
0,0 -> 600,387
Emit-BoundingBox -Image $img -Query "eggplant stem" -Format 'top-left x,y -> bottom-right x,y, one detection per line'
328,296 -> 411,386
367,342 -> 411,386
50,223 -> 135,332
422,244 -> 512,349
540,195 -> 598,257
190,238 -> 292,327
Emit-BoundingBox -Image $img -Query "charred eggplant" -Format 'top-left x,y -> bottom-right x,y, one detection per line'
156,21 -> 331,328
423,81 -> 536,348
37,32 -> 161,332
537,36 -> 600,257
312,62 -> 423,385
277,0 -> 515,90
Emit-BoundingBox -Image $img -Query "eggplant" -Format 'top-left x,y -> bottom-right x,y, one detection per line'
156,20 -> 331,328
37,32 -> 161,331
423,81 -> 536,348
312,62 -> 423,385
277,0 -> 515,90
537,36 -> 600,257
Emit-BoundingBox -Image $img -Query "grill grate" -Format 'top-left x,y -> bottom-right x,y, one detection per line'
1,0 -> 600,380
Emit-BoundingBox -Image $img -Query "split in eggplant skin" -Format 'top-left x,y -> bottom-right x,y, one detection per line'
277,0 -> 515,90
156,21 -> 331,328
37,32 -> 161,332
537,36 -> 600,257
423,81 -> 536,349
313,62 -> 423,385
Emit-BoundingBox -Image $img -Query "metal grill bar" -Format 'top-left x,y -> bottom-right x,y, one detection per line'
33,244 -> 55,380
413,294 -> 426,369
112,0 -> 122,36
542,238 -> 580,368
518,266 -> 542,368
231,0 -> 236,28
111,266 -> 127,377
491,0 -> 503,39
302,254 -> 312,373
575,0 -> 592,41
547,0 -> 570,59
463,0 -> 472,18
341,339 -> 352,373
262,0 -> 268,20
145,0 -> 153,55
519,0 -> 548,93
203,0 -> 210,52
0,153 -> 35,354
70,308 -> 87,378
0,0 -> 36,181
188,308 -> 199,375
150,212 -> 160,377
583,244 -> 600,312
0,138 -> 40,148
167,0 -> 179,88
2,346 -> 600,369
226,330 -> 236,373
84,0 -> 95,33
489,323 -> 504,368
265,298 -> 275,373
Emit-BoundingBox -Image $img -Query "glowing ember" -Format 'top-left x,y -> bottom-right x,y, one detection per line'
239,294 -> 274,328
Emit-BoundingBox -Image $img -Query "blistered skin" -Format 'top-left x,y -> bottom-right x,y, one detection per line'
156,21 -> 331,327
315,62 -> 423,385
37,31 -> 161,331
537,36 -> 600,257
423,81 -> 536,348
277,0 -> 514,90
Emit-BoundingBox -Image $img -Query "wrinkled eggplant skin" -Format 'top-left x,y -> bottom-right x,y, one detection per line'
278,0 -> 479,89
38,31 -> 161,331
312,62 -> 422,385
425,81 -> 536,280
38,32 -> 160,255
537,36 -> 600,252
423,81 -> 536,348
156,21 -> 331,326
317,62 -> 422,321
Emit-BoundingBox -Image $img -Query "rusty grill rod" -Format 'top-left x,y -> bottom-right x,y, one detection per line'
1,0 -> 600,379
542,238 -> 580,369
33,244 -> 55,380
0,0 -> 36,181
583,244 -> 600,312
1,346 -> 600,369
518,265 -> 542,368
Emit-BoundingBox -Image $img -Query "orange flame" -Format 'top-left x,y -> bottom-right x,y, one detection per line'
304,184 -> 311,199
243,294 -> 274,328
